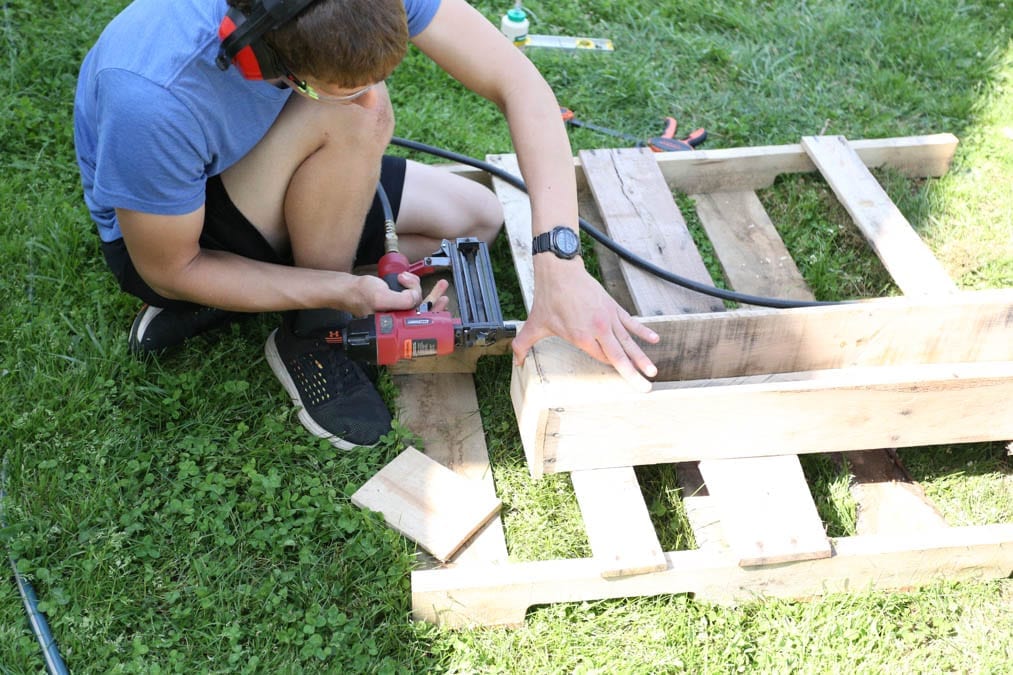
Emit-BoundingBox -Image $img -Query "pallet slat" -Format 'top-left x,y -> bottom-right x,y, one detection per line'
578,148 -> 723,315
395,373 -> 508,565
802,135 -> 956,296
691,190 -> 814,305
686,187 -> 831,566
570,468 -> 668,577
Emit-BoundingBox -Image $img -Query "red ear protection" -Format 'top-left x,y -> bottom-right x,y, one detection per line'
217,7 -> 283,80
216,0 -> 319,80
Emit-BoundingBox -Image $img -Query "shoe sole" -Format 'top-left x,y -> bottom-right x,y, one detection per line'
129,305 -> 163,354
265,329 -> 368,451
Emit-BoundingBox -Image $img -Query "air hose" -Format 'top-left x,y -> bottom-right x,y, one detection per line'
390,136 -> 842,309
1,456 -> 70,675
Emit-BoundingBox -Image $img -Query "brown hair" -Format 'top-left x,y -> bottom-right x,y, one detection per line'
228,0 -> 409,86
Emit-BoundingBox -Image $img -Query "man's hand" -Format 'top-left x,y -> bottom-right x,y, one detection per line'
351,272 -> 450,316
512,260 -> 660,392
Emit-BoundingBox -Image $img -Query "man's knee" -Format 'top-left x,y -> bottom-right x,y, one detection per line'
469,183 -> 504,245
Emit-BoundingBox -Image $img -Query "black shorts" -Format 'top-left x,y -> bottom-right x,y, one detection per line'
100,155 -> 408,310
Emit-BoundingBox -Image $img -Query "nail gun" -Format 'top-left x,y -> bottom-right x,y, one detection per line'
326,237 -> 516,366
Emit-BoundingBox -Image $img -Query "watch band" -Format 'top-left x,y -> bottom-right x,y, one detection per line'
531,231 -> 554,255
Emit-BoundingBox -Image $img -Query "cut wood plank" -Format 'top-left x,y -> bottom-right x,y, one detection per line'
569,468 -> 668,577
351,447 -> 502,562
395,373 -> 508,565
802,135 -> 957,296
412,523 -> 1013,627
490,152 -> 666,578
534,361 -> 1013,473
579,148 -> 827,567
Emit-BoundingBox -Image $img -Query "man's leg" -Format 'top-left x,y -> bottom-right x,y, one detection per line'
390,160 -> 504,261
218,87 -> 399,449
123,84 -> 386,355
120,173 -> 275,354
221,85 -> 394,271
223,87 -> 504,450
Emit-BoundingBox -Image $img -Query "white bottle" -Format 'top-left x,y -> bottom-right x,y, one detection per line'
500,8 -> 529,47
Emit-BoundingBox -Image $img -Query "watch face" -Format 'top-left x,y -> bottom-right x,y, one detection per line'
553,227 -> 580,256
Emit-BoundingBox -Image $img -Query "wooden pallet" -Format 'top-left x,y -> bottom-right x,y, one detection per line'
397,134 -> 1013,627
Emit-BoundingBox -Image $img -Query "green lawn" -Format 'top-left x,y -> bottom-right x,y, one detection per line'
2,0 -> 1011,672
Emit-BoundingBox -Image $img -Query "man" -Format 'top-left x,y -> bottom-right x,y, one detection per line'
74,0 -> 658,450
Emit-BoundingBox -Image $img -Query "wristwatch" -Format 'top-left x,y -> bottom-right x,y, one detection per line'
532,226 -> 581,260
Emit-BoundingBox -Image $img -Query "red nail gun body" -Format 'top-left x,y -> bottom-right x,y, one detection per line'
327,238 -> 514,366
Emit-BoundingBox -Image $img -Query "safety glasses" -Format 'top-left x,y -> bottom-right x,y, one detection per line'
282,71 -> 381,103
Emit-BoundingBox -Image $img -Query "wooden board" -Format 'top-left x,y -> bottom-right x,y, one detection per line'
351,447 -> 502,562
691,190 -> 813,305
798,137 -> 955,535
687,188 -> 830,563
802,135 -> 956,296
395,373 -> 508,565
661,133 -> 959,193
490,152 -> 667,578
578,148 -> 723,315
533,361 -> 1013,473
844,450 -> 947,535
412,523 -> 1013,627
697,456 -> 829,566
570,468 -> 668,577
519,289 -> 1013,384
579,148 -> 828,567
447,135 -> 960,195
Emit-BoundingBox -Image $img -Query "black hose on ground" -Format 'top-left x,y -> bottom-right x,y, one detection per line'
390,136 -> 844,309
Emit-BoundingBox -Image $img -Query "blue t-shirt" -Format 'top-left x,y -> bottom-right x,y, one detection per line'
74,0 -> 441,243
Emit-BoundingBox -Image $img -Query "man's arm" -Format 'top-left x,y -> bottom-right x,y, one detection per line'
411,0 -> 658,390
117,207 -> 425,316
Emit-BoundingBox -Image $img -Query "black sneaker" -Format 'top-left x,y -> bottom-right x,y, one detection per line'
264,324 -> 392,450
129,304 -> 239,354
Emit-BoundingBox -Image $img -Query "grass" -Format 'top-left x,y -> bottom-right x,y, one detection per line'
2,0 -> 1011,672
